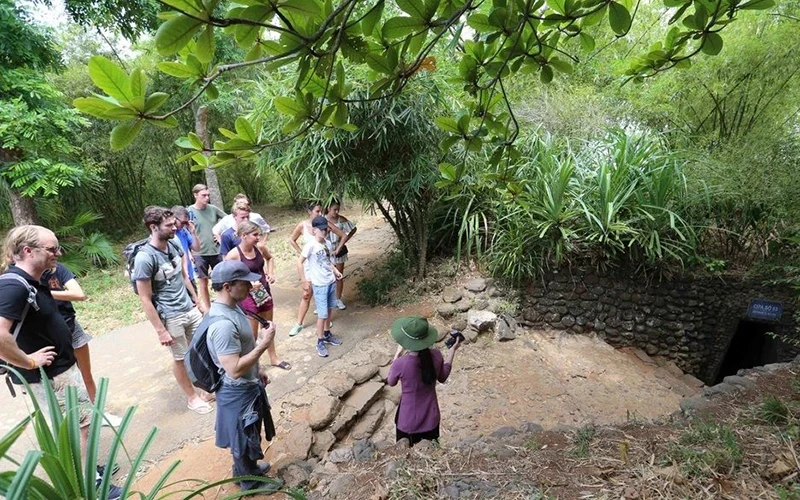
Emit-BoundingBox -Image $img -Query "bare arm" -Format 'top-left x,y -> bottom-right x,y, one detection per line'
50,278 -> 86,302
258,243 -> 275,282
216,324 -> 275,379
328,222 -> 347,255
182,254 -> 202,313
289,223 -> 304,253
188,223 -> 201,252
0,317 -> 56,368
341,225 -> 357,246
297,256 -> 310,290
137,280 -> 173,346
225,248 -> 241,261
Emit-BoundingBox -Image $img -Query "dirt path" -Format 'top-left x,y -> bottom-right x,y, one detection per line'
0,209 -> 700,497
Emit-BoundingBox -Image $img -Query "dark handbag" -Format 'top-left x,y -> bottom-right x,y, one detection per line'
334,245 -> 349,258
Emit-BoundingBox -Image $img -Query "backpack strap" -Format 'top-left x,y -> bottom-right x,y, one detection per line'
0,274 -> 39,340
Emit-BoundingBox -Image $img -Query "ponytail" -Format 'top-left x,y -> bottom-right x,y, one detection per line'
418,348 -> 436,385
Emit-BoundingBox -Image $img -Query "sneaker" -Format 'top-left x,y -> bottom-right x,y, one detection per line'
288,324 -> 303,337
323,332 -> 342,346
316,340 -> 329,357
96,472 -> 123,500
336,299 -> 346,310
102,413 -> 123,428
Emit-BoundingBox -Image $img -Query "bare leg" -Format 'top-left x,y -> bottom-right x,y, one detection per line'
260,310 -> 282,366
296,294 -> 311,325
197,277 -> 211,312
335,263 -> 345,299
173,360 -> 204,406
73,344 -> 97,403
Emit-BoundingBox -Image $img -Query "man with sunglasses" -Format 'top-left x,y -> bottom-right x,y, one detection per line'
0,225 -> 123,499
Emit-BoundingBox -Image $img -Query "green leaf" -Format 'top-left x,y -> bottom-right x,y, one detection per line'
365,52 -> 396,74
467,13 -> 495,33
157,61 -> 199,78
206,83 -> 219,100
434,117 -> 461,134
700,32 -> 723,55
110,120 -> 144,151
439,162 -> 457,181
608,2 -> 631,35
340,123 -> 359,132
229,5 -> 273,47
423,0 -> 439,20
130,68 -> 146,98
663,0 -> 688,6
382,16 -> 427,38
739,0 -> 775,9
155,14 -> 204,56
540,64 -> 554,83
274,96 -> 307,116
235,117 -> 257,142
160,0 -> 203,15
396,0 -> 427,19
332,103 -> 348,127
440,135 -> 460,151
145,92 -> 170,112
548,0 -> 566,15
548,57 -> 573,73
88,56 -> 133,103
196,24 -> 215,64
281,0 -> 322,17
361,0 -> 384,35
579,31 -> 595,51
73,97 -> 125,119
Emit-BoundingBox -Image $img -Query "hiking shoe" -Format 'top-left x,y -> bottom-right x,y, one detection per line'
288,324 -> 303,337
97,463 -> 120,477
323,332 -> 342,346
316,340 -> 329,357
336,299 -> 346,310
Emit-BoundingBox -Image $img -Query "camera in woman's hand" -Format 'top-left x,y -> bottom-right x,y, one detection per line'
444,330 -> 465,348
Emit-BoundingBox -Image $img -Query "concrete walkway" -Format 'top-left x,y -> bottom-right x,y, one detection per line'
0,216 -> 399,474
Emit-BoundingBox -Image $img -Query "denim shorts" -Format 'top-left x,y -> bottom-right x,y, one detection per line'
312,283 -> 337,319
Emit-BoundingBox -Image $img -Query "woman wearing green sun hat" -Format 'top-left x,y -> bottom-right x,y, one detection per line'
387,316 -> 462,445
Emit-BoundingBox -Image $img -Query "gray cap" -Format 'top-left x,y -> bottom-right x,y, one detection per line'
210,260 -> 261,284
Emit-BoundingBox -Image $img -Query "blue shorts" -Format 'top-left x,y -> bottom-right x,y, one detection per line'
312,283 -> 337,319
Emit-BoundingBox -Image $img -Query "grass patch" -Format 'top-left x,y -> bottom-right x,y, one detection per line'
760,395 -> 791,425
73,266 -> 144,335
358,250 -> 411,306
570,425 -> 597,458
666,419 -> 743,477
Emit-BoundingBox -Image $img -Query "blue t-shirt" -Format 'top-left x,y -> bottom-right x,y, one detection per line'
219,228 -> 241,257
174,228 -> 195,281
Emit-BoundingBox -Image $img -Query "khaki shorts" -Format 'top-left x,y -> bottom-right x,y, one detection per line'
163,308 -> 203,360
29,364 -> 92,427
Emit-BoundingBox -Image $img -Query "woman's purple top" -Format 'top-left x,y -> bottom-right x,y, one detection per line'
387,348 -> 452,434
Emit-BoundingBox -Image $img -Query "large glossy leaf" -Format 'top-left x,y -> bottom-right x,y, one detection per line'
281,0 -> 322,17
157,61 -> 199,78
195,25 -> 215,64
701,32 -> 723,55
274,96 -> 307,116
155,14 -> 204,56
435,117 -> 461,134
608,2 -> 631,35
130,68 -> 146,99
365,52 -> 396,74
234,117 -> 257,142
87,56 -> 133,103
110,120 -> 144,151
145,92 -> 170,112
229,5 -> 273,48
467,14 -> 496,33
382,16 -> 427,38
396,0 -> 427,19
73,97 -> 126,119
361,0 -> 384,35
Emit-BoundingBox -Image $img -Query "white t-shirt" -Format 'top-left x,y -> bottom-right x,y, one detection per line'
212,212 -> 270,236
301,239 -> 334,287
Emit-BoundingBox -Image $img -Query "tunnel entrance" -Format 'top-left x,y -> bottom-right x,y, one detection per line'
714,320 -> 779,384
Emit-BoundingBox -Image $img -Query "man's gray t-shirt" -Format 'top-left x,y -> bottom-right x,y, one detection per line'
131,241 -> 193,319
189,204 -> 226,256
206,302 -> 259,385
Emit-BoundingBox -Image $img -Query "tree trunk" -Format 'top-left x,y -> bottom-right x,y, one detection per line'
195,105 -> 224,209
8,190 -> 38,226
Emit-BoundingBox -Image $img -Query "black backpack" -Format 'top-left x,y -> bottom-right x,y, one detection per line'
123,238 -> 179,294
184,315 -> 232,393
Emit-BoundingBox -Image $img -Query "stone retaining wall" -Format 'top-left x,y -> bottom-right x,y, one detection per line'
517,268 -> 799,383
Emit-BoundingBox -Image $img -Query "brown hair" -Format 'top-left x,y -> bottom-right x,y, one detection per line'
143,206 -> 174,231
236,220 -> 262,238
233,193 -> 249,203
192,184 -> 209,195
231,200 -> 251,214
2,225 -> 45,271
171,206 -> 189,220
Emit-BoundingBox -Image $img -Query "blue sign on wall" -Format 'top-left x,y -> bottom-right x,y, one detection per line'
747,299 -> 783,322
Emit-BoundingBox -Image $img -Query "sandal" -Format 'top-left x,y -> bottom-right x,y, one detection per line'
187,400 -> 214,415
271,361 -> 292,371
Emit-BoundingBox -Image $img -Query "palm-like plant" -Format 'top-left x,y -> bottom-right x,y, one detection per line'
0,367 -> 302,499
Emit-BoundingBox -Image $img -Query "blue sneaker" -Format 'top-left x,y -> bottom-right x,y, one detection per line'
316,340 -> 329,357
323,332 -> 342,346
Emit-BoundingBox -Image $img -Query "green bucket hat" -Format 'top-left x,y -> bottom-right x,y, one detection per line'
391,316 -> 439,352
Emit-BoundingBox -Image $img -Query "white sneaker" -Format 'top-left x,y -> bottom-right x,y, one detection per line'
336,299 -> 346,310
102,413 -> 123,428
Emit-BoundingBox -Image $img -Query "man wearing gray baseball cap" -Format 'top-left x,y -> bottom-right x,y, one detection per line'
206,260 -> 280,492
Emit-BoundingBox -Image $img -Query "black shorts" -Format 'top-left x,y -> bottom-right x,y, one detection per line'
194,254 -> 222,279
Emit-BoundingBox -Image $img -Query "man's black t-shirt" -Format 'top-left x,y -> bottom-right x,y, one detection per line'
0,266 -> 76,383
41,263 -> 77,329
